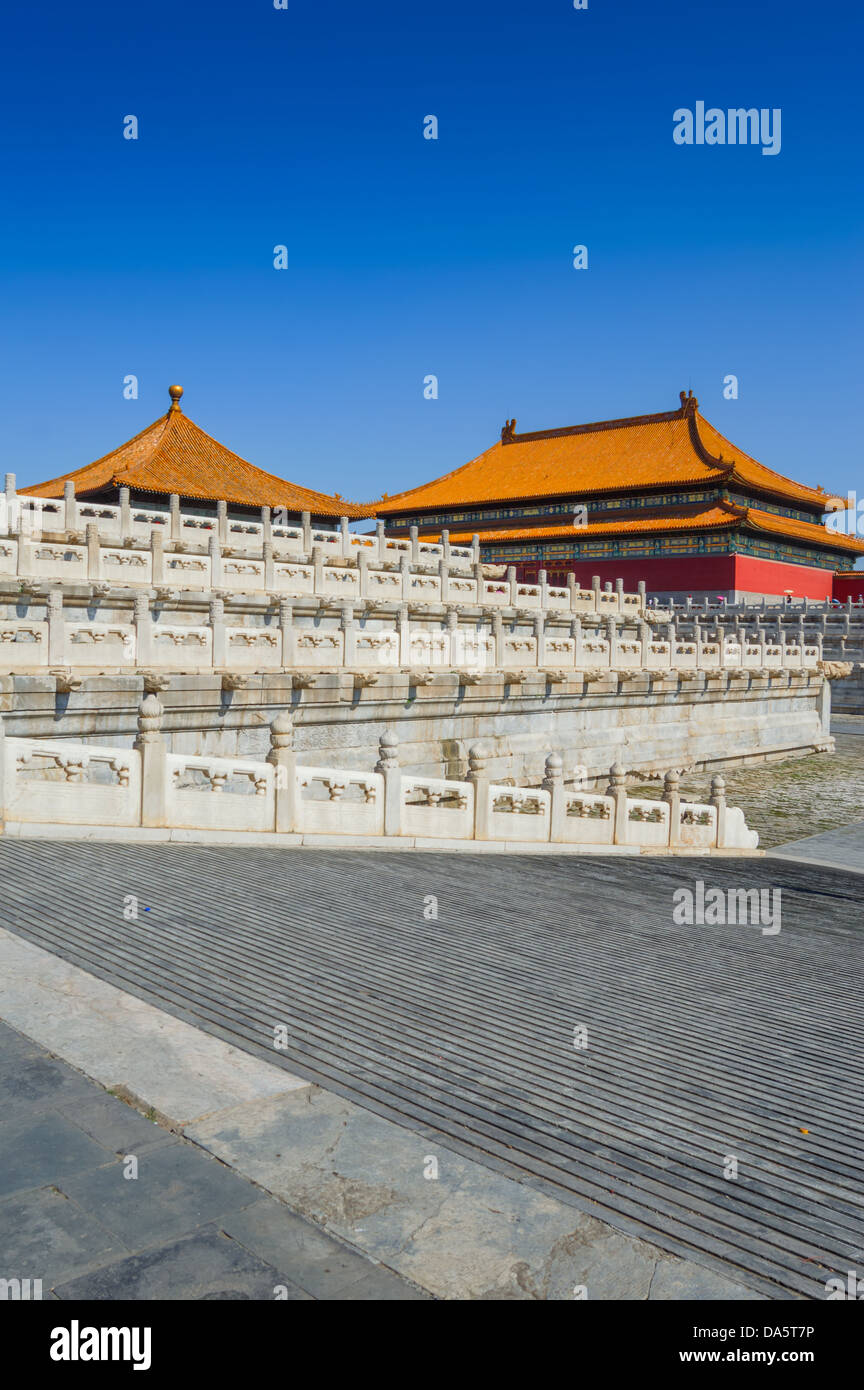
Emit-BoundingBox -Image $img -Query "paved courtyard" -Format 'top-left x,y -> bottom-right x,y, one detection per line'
1,838 -> 862,1299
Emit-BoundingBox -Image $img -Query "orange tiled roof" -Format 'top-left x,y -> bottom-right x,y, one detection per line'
440,500 -> 864,555
375,392 -> 837,513
23,387 -> 368,518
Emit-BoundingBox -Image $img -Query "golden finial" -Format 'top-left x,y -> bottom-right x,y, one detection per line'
168,384 -> 184,412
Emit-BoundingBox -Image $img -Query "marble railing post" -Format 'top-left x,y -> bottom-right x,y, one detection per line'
605,616 -> 617,668
135,695 -> 167,828
491,611 -> 504,667
637,580 -> 646,611
301,511 -> 312,554
606,762 -> 629,845
534,613 -> 546,665
375,519 -> 386,557
47,589 -> 65,666
539,569 -> 549,609
567,573 -> 577,611
217,500 -> 228,546
312,545 -> 325,594
209,598 -> 226,668
64,481 -> 78,533
169,494 -> 181,543
441,528 -> 451,564
710,775 -> 727,848
86,523 -> 101,582
261,505 -> 272,545
543,751 -> 566,843
338,516 -> 350,558
399,553 -> 411,600
357,550 -> 369,597
410,525 -> 419,565
662,770 -> 681,848
208,535 -> 222,589
467,742 -> 491,840
4,474 -> 17,537
375,730 -> 401,836
398,602 -> 410,665
120,487 -> 132,543
151,529 -> 165,586
134,594 -> 152,666
507,565 -> 518,606
438,556 -> 450,603
341,602 -> 356,665
263,540 -> 275,590
571,616 -> 583,665
268,711 -> 298,833
591,574 -> 601,615
279,600 -> 295,667
471,533 -> 480,567
639,619 -> 651,667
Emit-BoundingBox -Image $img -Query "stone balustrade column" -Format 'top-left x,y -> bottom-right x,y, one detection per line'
263,540 -> 275,590
399,553 -> 411,601
120,487 -> 132,543
409,525 -> 419,565
341,602 -> 356,665
375,730 -> 401,837
169,494 -> 181,543
312,544 -> 325,596
543,752 -> 566,843
47,589 -> 65,666
441,528 -> 451,564
567,573 -> 577,611
605,616 -> 617,668
208,534 -> 222,589
133,594 -> 152,666
261,505 -> 272,545
438,556 -> 450,603
340,516 -> 351,559
217,499 -> 228,545
301,510 -> 312,554
151,529 -> 165,586
86,523 -> 101,582
571,616 -> 583,667
4,474 -> 17,537
534,613 -> 546,666
591,574 -> 601,615
279,600 -> 295,667
135,694 -> 167,828
467,742 -> 491,840
471,533 -> 480,567
374,518 -> 386,561
662,770 -> 681,847
606,762 -> 629,845
538,569 -> 549,610
268,710 -> 298,833
637,580 -> 646,611
693,620 -> 704,669
710,775 -> 727,848
398,601 -> 411,666
209,598 -> 226,668
639,619 -> 651,668
491,611 -> 504,668
507,565 -> 518,607
64,481 -> 78,533
357,550 -> 369,598
615,577 -> 624,607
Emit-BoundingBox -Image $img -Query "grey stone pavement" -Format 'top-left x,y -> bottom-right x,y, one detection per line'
0,1019 -> 428,1300
771,820 -> 864,875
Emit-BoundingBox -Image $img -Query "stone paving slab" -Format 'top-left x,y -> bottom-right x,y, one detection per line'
0,1020 -> 427,1300
771,820 -> 864,875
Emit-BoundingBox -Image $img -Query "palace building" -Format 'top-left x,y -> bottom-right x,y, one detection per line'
375,391 -> 864,602
23,385 -> 367,526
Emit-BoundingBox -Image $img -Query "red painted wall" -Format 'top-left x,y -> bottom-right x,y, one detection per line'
833,570 -> 864,604
512,553 -> 837,600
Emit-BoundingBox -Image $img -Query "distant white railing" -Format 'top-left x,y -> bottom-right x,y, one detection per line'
0,702 -> 759,850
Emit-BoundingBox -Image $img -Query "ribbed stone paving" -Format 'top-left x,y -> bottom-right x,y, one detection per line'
1,840 -> 862,1299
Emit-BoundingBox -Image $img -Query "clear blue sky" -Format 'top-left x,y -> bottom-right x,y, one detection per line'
1,0 -> 861,505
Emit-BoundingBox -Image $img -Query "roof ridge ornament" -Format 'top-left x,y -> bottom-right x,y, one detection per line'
679,388 -> 698,417
501,418 -> 517,443
168,384 -> 184,413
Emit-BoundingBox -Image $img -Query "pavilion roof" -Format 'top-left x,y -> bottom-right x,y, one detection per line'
23,386 -> 368,518
374,392 -> 839,514
441,500 -> 864,556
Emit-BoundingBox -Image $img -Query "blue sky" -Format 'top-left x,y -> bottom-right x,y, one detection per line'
1,0 -> 861,504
